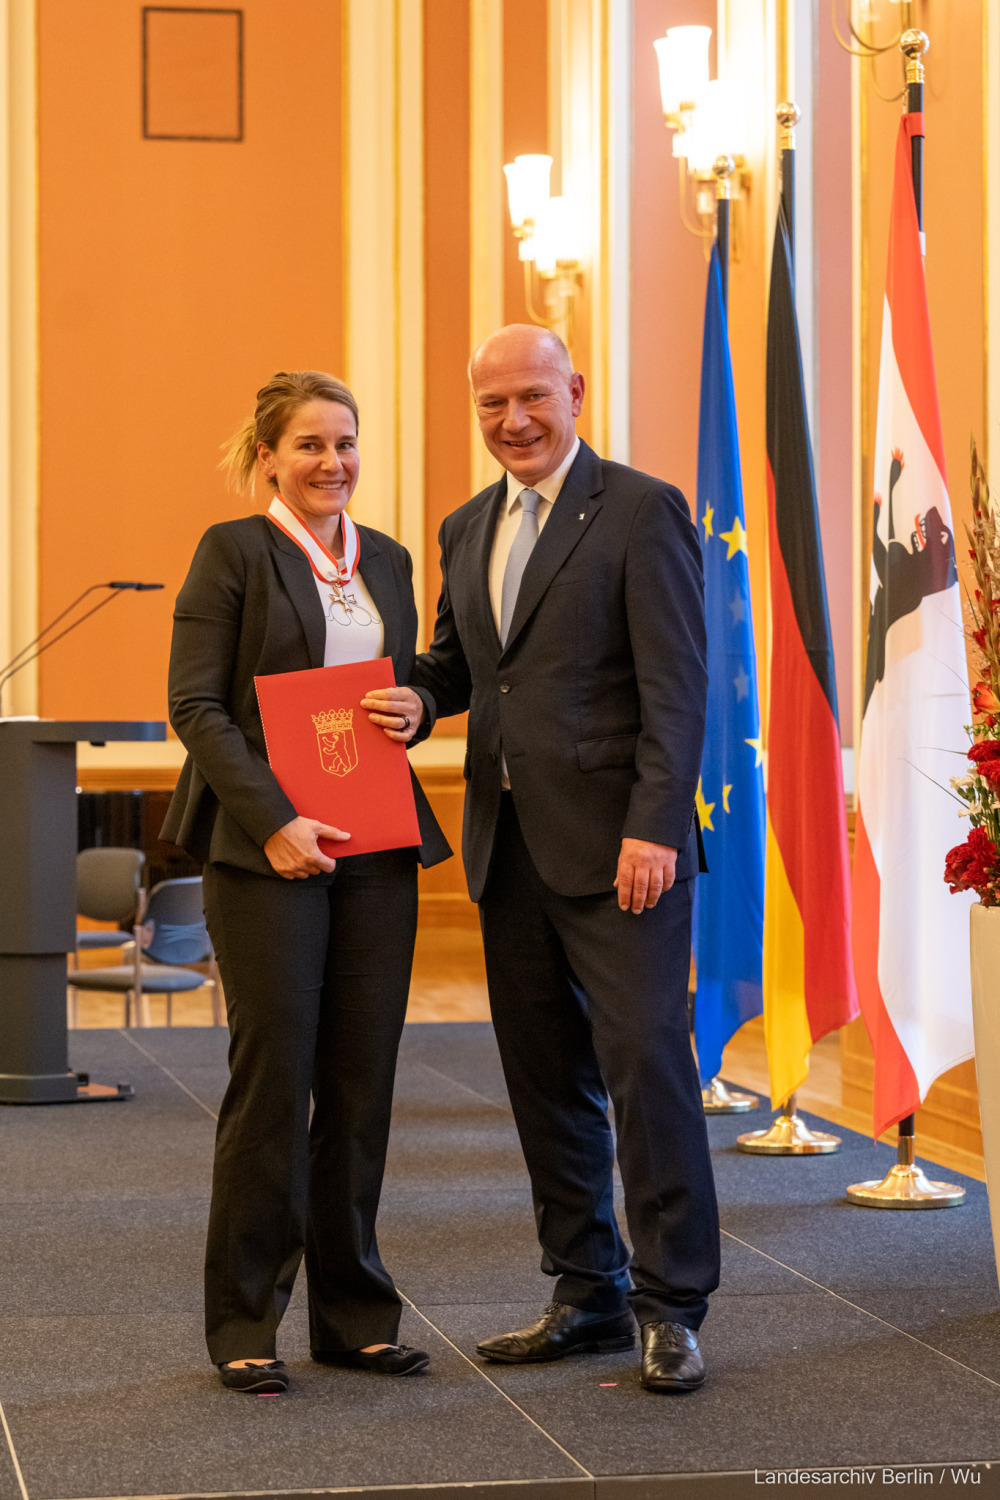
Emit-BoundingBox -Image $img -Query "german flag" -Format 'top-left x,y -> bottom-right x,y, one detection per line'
763,205 -> 858,1107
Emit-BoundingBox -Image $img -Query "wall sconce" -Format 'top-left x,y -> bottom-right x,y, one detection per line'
653,25 -> 751,254
503,153 -> 584,351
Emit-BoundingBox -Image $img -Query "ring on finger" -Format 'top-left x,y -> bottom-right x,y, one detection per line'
400,715 -> 411,730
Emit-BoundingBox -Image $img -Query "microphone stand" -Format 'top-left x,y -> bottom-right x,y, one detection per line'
0,583 -> 163,716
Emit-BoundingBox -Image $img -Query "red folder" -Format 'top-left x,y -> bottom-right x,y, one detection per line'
255,657 -> 421,859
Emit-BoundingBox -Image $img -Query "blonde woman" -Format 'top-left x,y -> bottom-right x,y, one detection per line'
162,371 -> 450,1393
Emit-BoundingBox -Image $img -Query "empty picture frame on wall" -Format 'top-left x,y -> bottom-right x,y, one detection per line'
142,7 -> 243,142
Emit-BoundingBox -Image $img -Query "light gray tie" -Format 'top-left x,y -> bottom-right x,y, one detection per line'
500,489 -> 540,647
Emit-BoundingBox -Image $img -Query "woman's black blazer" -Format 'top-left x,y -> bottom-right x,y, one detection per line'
160,514 -> 451,875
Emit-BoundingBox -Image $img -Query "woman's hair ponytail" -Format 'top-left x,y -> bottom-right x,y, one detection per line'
221,370 -> 359,493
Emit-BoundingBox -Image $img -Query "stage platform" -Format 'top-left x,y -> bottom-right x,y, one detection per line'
1,1023 -> 999,1500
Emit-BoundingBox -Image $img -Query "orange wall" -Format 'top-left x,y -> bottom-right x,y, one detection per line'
37,0 -> 344,721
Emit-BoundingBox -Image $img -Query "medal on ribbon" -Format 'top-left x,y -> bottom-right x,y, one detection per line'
266,496 -> 378,626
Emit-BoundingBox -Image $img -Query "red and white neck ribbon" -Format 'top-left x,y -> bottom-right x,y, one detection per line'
266,494 -> 360,586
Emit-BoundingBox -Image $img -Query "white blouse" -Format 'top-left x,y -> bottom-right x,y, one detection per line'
311,568 -> 385,666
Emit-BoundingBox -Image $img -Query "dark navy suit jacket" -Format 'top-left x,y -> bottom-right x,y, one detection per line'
412,441 -> 707,902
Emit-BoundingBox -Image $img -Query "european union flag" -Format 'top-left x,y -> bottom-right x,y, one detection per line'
692,244 -> 766,1086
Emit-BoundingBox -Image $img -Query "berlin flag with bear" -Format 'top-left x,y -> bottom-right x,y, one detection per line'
852,112 -> 975,1139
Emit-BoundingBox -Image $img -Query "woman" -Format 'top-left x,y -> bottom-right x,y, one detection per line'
161,370 -> 450,1393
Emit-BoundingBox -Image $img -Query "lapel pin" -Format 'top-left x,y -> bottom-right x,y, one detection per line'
578,512 -> 585,521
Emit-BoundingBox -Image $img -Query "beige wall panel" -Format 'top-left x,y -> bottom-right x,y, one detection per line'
469,0 -> 504,497
0,0 -> 37,716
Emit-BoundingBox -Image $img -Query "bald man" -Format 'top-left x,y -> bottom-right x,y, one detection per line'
410,326 -> 719,1391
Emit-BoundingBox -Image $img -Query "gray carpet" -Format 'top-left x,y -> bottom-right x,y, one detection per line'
0,1022 -> 998,1500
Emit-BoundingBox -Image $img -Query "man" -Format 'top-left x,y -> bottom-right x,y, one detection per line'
412,325 -> 719,1391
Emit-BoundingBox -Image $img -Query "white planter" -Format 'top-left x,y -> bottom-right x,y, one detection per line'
970,901 -> 1000,1284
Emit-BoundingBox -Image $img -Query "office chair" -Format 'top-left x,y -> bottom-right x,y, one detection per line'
75,847 -> 145,959
67,875 -> 222,1027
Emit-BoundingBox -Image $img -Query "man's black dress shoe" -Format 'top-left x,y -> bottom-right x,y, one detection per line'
639,1322 -> 705,1392
218,1360 -> 289,1394
477,1301 -> 635,1363
311,1345 -> 429,1375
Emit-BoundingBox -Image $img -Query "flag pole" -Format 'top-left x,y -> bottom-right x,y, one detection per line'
737,102 -> 841,1156
846,27 -> 964,1209
714,153 -> 733,315
891,26 -> 925,1165
777,102 -> 799,253
701,150 -> 761,1117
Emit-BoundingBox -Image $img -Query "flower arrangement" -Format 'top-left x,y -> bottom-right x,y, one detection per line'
945,442 -> 1000,905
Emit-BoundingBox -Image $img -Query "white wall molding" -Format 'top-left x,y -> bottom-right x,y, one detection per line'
344,0 -> 425,627
789,0 -> 818,448
396,0 -> 425,631
469,0 -> 504,496
607,0 -> 631,465
553,0 -> 612,457
986,0 -> 1000,474
0,0 -> 38,715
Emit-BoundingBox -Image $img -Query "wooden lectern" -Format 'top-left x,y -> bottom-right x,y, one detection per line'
0,719 -> 165,1104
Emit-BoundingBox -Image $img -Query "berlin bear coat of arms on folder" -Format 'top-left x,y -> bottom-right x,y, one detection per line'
312,708 -> 359,778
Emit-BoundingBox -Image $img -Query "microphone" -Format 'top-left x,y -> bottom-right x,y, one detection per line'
0,582 -> 165,714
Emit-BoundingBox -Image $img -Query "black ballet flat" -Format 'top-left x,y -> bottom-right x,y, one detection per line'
218,1360 -> 289,1393
311,1344 -> 429,1376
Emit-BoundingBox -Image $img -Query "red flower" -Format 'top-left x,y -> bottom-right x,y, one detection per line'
945,841 -> 976,892
967,740 -> 1000,765
980,760 -> 1000,793
972,681 -> 1000,715
944,827 -> 1000,898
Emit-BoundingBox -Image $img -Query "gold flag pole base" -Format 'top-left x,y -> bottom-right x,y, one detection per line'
737,1093 -> 841,1154
702,1076 -> 760,1114
846,1133 -> 965,1209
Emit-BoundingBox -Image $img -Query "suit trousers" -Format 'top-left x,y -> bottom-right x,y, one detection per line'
479,795 -> 720,1328
201,850 -> 417,1364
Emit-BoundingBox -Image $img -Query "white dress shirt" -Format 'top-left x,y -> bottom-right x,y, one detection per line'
487,437 -> 581,632
489,436 -> 580,785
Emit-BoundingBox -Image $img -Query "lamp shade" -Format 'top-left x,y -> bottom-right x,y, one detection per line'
532,196 -> 584,274
653,25 -> 711,115
503,154 -> 552,231
683,79 -> 748,172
